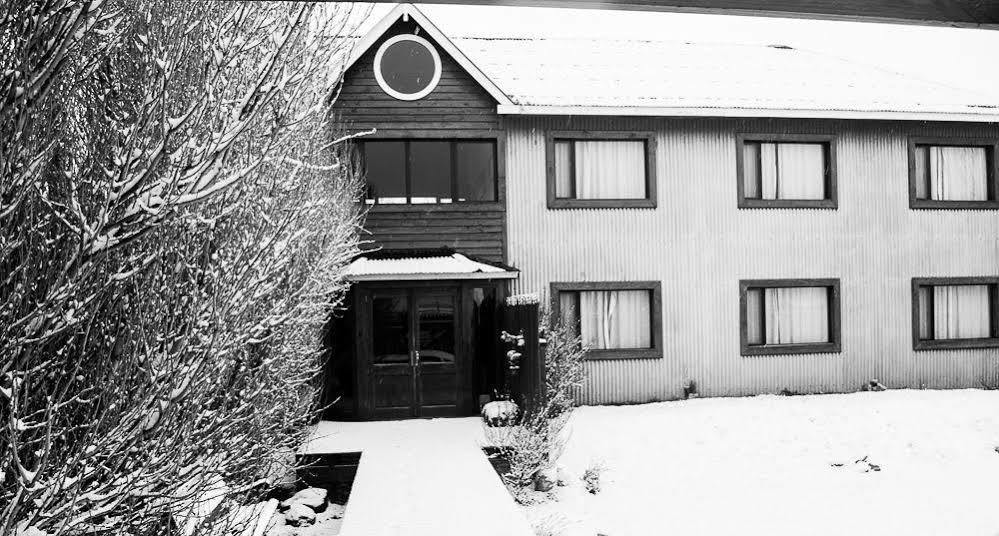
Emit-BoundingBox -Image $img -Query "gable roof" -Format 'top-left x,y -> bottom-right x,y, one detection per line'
348,3 -> 999,122
344,4 -> 512,106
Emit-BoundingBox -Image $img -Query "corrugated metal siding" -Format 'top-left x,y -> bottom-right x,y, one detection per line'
505,117 -> 999,405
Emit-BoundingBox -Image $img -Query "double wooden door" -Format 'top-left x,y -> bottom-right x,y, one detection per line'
360,286 -> 464,419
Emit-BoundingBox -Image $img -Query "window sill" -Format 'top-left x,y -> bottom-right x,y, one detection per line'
738,199 -> 837,210
365,202 -> 504,213
741,342 -> 841,356
548,198 -> 657,210
914,338 -> 999,351
909,199 -> 999,210
584,348 -> 662,360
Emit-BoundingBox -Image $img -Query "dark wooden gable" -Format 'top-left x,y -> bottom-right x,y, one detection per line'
336,19 -> 500,134
335,18 -> 507,263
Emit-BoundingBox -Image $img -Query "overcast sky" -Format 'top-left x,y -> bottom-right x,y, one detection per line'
352,3 -> 999,97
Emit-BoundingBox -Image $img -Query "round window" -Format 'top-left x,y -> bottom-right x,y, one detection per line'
374,34 -> 442,101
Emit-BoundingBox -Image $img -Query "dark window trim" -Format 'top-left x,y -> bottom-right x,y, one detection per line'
739,278 -> 842,356
545,131 -> 658,210
359,132 -> 504,210
907,137 -> 999,210
735,133 -> 838,210
911,276 -> 999,350
550,281 -> 663,360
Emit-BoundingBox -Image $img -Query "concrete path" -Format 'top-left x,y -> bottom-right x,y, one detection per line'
301,418 -> 534,536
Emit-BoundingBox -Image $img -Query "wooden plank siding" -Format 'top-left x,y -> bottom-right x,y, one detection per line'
335,18 -> 507,262
358,205 -> 506,262
504,116 -> 999,405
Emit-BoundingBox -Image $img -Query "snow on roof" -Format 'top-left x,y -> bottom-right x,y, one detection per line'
346,253 -> 519,281
348,3 -> 999,122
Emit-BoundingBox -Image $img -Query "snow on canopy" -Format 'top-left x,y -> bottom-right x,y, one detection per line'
345,253 -> 518,281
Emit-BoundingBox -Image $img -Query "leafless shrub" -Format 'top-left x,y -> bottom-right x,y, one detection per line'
1,1 -> 370,534
542,313 -> 586,418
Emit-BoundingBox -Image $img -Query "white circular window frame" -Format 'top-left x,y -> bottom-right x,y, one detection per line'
374,34 -> 442,101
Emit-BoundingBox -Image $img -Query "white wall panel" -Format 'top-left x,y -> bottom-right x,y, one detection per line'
505,116 -> 999,404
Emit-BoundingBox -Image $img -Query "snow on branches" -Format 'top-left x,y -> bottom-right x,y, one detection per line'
0,1 -> 371,534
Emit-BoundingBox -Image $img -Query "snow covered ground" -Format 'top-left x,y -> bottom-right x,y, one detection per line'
528,389 -> 999,536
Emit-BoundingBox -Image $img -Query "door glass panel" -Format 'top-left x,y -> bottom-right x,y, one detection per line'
417,293 -> 455,364
372,294 -> 410,364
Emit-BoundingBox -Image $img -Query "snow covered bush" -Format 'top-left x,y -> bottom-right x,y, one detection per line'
482,400 -> 520,427
0,1 -> 370,534
485,407 -> 571,504
483,310 -> 585,504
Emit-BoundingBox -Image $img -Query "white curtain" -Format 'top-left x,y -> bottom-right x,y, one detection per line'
755,143 -> 825,200
931,285 -> 990,339
746,288 -> 764,344
578,290 -> 651,349
743,142 -> 762,199
764,287 -> 829,344
929,146 -> 988,201
554,141 -> 574,198
572,141 -> 646,199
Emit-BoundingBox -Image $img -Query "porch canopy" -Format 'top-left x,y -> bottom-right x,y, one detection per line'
345,251 -> 519,282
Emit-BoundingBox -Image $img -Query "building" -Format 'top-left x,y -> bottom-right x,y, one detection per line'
327,3 -> 999,420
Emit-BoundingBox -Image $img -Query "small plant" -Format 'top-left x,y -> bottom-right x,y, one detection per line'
532,513 -> 568,536
863,379 -> 887,391
581,461 -> 605,495
683,379 -> 698,399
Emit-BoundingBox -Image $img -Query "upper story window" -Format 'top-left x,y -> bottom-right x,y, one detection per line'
552,281 -> 663,360
909,138 -> 999,209
361,140 -> 497,205
374,34 -> 442,101
913,277 -> 999,350
546,132 -> 657,209
740,278 -> 841,356
737,134 -> 837,209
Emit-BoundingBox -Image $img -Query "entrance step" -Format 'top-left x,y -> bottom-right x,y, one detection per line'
301,418 -> 534,536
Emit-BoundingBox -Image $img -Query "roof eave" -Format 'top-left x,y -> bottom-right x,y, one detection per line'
496,104 -> 999,123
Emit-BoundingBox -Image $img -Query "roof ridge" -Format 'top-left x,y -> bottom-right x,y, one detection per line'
452,35 -> 801,49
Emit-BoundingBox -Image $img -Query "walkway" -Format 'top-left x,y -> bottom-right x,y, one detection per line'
300,418 -> 535,536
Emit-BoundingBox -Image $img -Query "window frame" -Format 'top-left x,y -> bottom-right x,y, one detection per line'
735,133 -> 838,210
545,131 -> 658,210
358,132 -> 503,210
550,280 -> 663,360
373,34 -> 442,101
907,137 -> 999,210
911,276 -> 999,350
739,278 -> 842,356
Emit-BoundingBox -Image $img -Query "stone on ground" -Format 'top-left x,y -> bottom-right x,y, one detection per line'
280,487 -> 327,512
285,503 -> 317,527
532,467 -> 557,492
